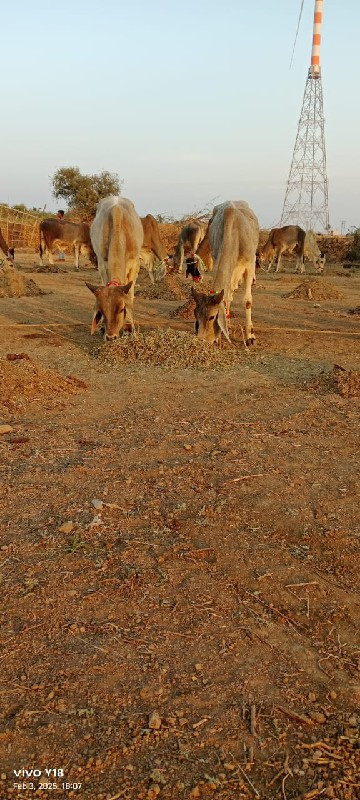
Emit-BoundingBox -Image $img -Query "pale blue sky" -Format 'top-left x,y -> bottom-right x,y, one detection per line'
2,1 -> 359,229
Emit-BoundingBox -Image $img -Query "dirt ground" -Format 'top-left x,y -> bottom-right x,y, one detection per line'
0,248 -> 359,800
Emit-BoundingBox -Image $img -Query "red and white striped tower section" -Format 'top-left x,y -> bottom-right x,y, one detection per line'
310,0 -> 323,77
280,0 -> 329,230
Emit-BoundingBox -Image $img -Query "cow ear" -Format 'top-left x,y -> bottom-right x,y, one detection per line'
86,282 -> 101,296
217,303 -> 231,343
212,289 -> 224,305
191,286 -> 199,302
121,281 -> 133,295
91,309 -> 103,335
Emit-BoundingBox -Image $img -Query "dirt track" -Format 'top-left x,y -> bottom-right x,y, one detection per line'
0,251 -> 359,800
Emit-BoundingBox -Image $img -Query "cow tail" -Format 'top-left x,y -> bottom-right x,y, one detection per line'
39,226 -> 43,259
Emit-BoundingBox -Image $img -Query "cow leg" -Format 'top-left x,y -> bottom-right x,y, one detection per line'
275,252 -> 282,272
266,258 -> 273,273
244,269 -> 255,345
74,243 -> 80,270
178,244 -> 184,273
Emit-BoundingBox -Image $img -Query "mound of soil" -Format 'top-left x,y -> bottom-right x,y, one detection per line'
0,263 -> 45,298
95,328 -> 242,370
285,279 -> 343,301
136,272 -> 190,301
0,354 -> 87,413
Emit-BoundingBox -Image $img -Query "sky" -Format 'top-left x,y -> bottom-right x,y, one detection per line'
2,0 -> 360,230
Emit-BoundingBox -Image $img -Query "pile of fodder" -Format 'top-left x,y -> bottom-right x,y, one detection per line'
285,279 -> 343,301
309,365 -> 360,398
35,264 -> 66,274
330,365 -> 360,397
136,272 -> 190,301
0,354 -> 87,413
95,328 -> 242,371
171,297 -> 196,319
0,263 -> 46,298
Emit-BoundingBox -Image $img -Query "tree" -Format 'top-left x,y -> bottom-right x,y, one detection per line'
51,167 -> 122,219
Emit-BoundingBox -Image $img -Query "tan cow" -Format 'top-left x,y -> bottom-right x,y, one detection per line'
261,225 -> 305,273
304,230 -> 326,273
140,214 -> 168,282
192,201 -> 259,346
173,220 -> 207,272
86,196 -> 143,340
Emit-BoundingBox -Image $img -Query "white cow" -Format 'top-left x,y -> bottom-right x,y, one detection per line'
86,196 -> 143,340
192,201 -> 259,346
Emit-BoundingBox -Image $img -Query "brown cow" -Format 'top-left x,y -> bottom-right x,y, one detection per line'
140,214 -> 168,282
192,201 -> 259,346
86,196 -> 143,340
39,218 -> 97,269
261,225 -> 305,273
0,228 -> 14,263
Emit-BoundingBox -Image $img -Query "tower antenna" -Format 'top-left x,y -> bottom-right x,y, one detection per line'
281,0 -> 330,232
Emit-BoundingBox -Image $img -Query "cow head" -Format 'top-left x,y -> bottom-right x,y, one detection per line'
86,281 -> 133,340
191,287 -> 230,345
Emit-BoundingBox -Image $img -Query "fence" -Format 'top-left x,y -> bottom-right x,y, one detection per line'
0,205 -> 40,249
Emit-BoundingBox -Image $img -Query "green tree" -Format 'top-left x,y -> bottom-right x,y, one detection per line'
346,228 -> 360,261
51,167 -> 122,219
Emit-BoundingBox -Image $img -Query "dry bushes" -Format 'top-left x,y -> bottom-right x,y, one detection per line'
285,279 -> 343,301
0,354 -> 87,413
0,264 -> 45,298
95,328 -> 242,371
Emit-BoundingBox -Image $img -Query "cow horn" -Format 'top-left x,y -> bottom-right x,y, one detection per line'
85,282 -> 102,295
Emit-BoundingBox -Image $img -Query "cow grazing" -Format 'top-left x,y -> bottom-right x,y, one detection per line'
140,214 -> 168,283
86,196 -> 143,340
261,225 -> 305,273
0,228 -> 14,263
304,230 -> 326,273
173,220 -> 207,272
192,201 -> 259,346
39,218 -> 97,270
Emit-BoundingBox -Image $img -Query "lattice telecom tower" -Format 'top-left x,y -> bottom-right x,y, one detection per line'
281,0 -> 330,231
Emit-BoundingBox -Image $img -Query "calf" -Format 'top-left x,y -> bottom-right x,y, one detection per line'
39,218 -> 97,269
86,196 -> 143,340
140,214 -> 169,282
173,220 -> 207,272
192,201 -> 259,346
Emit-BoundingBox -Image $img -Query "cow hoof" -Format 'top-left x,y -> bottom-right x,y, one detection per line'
246,337 -> 255,347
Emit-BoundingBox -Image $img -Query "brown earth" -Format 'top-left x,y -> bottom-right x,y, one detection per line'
0,249 -> 359,800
